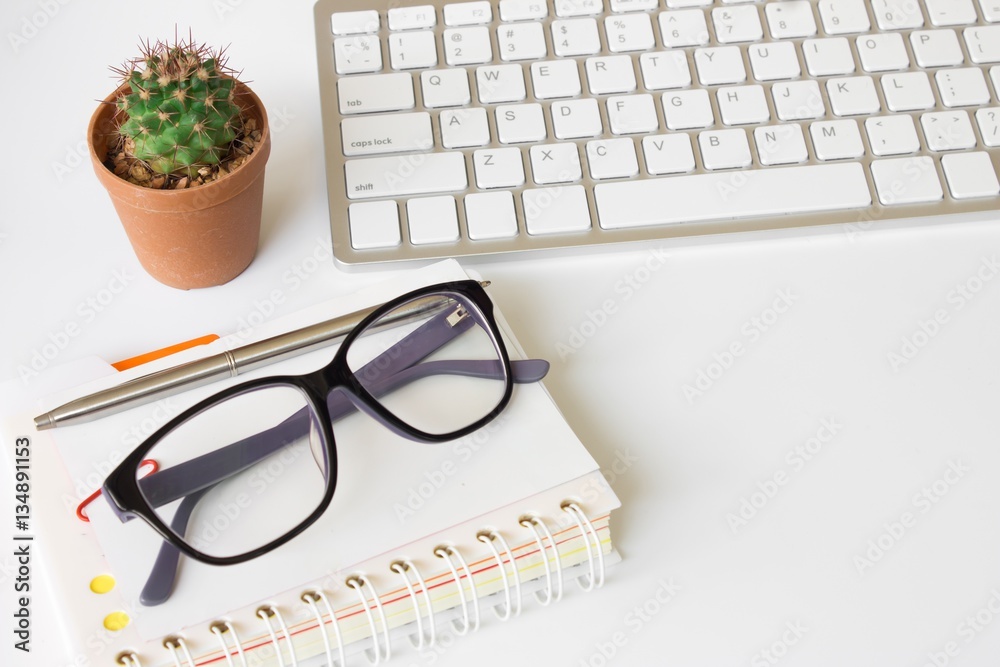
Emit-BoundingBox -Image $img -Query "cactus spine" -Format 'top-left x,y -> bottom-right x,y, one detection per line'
115,38 -> 242,177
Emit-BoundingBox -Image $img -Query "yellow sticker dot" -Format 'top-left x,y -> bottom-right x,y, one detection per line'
103,611 -> 130,632
90,575 -> 116,594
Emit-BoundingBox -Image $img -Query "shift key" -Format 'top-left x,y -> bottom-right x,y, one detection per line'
338,73 -> 415,114
346,152 -> 468,199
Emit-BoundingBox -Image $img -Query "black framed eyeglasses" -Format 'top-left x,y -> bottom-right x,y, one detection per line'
100,280 -> 549,605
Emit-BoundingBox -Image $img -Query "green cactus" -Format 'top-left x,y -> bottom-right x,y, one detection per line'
114,38 -> 242,177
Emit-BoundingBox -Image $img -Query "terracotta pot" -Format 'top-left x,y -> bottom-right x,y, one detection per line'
88,82 -> 271,290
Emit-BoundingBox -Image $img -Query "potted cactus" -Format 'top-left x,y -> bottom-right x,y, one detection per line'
88,36 -> 271,289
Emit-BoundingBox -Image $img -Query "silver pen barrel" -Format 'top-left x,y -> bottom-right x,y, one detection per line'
33,293 -> 454,430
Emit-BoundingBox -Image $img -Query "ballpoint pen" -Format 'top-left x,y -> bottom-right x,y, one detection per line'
33,282 -> 491,431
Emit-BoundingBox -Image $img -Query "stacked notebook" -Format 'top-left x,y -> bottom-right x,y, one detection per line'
0,260 -> 620,667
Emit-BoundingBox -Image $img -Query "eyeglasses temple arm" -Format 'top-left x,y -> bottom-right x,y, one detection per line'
138,487 -> 211,606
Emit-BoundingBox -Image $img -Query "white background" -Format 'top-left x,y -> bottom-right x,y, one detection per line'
2,1 -> 1000,666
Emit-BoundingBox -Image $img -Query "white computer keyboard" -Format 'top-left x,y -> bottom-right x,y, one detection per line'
312,0 -> 1000,267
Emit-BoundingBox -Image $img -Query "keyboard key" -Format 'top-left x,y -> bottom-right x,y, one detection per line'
499,0 -> 549,21
498,22 -> 548,61
605,13 -> 655,52
466,191 -> 519,240
607,94 -> 659,134
857,33 -> 910,72
388,6 -> 437,30
555,0 -> 604,17
976,108 -> 1000,146
827,76 -> 881,116
341,112 -> 434,157
349,201 -> 401,250
331,10 -> 380,35
980,0 -> 1000,22
694,46 -> 747,85
523,186 -> 592,235
865,115 -> 920,156
754,124 -> 809,166
642,134 -> 696,174
594,163 -> 872,229
610,0 -> 658,11
803,37 -> 856,76
474,147 -> 526,188
881,72 -> 935,111
965,26 -> 1000,63
586,55 -> 637,94
421,69 -> 472,108
718,85 -> 770,125
441,108 -> 491,148
699,129 -> 752,170
936,68 -> 991,107
345,153 -> 468,200
713,6 -> 764,44
924,0 -> 977,27
388,31 -> 438,70
496,103 -> 547,143
871,1 -> 924,30
663,89 -> 715,129
640,51 -> 692,90
772,80 -> 826,120
531,60 -> 583,99
920,111 -> 977,151
666,0 -> 711,6
530,143 -> 583,183
339,73 -> 415,115
910,30 -> 965,67
334,36 -> 383,74
659,10 -> 710,47
477,65 -> 527,104
941,152 -> 1000,199
445,27 -> 493,65
553,18 -> 602,56
810,120 -> 866,160
552,99 -> 604,138
749,41 -> 801,81
407,196 -> 460,245
586,138 -> 640,179
870,157 -> 943,205
444,1 -> 493,26
765,1 -> 817,38
818,0 -> 871,35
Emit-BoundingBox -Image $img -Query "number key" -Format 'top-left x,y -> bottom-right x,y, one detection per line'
444,26 -> 494,65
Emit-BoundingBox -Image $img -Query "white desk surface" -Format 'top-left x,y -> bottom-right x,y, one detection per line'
3,2 -> 1000,666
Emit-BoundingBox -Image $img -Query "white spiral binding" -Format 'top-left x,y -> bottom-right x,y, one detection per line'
164,637 -> 196,667
210,622 -> 248,667
145,506 -> 607,667
433,545 -> 480,635
562,502 -> 605,591
257,606 -> 299,667
118,653 -> 143,667
477,531 -> 522,621
520,514 -> 563,605
347,574 -> 392,664
391,560 -> 437,649
303,590 -> 347,667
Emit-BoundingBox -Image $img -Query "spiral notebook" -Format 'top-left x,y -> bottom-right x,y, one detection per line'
1,260 -> 621,667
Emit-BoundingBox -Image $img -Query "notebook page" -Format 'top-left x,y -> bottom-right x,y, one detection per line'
48,260 -> 600,638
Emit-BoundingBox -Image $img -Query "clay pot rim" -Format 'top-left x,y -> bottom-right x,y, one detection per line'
87,79 -> 271,200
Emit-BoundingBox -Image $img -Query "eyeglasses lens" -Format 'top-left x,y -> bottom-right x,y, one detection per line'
137,384 -> 328,558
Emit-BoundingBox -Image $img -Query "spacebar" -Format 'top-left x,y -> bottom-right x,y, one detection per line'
595,163 -> 872,230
